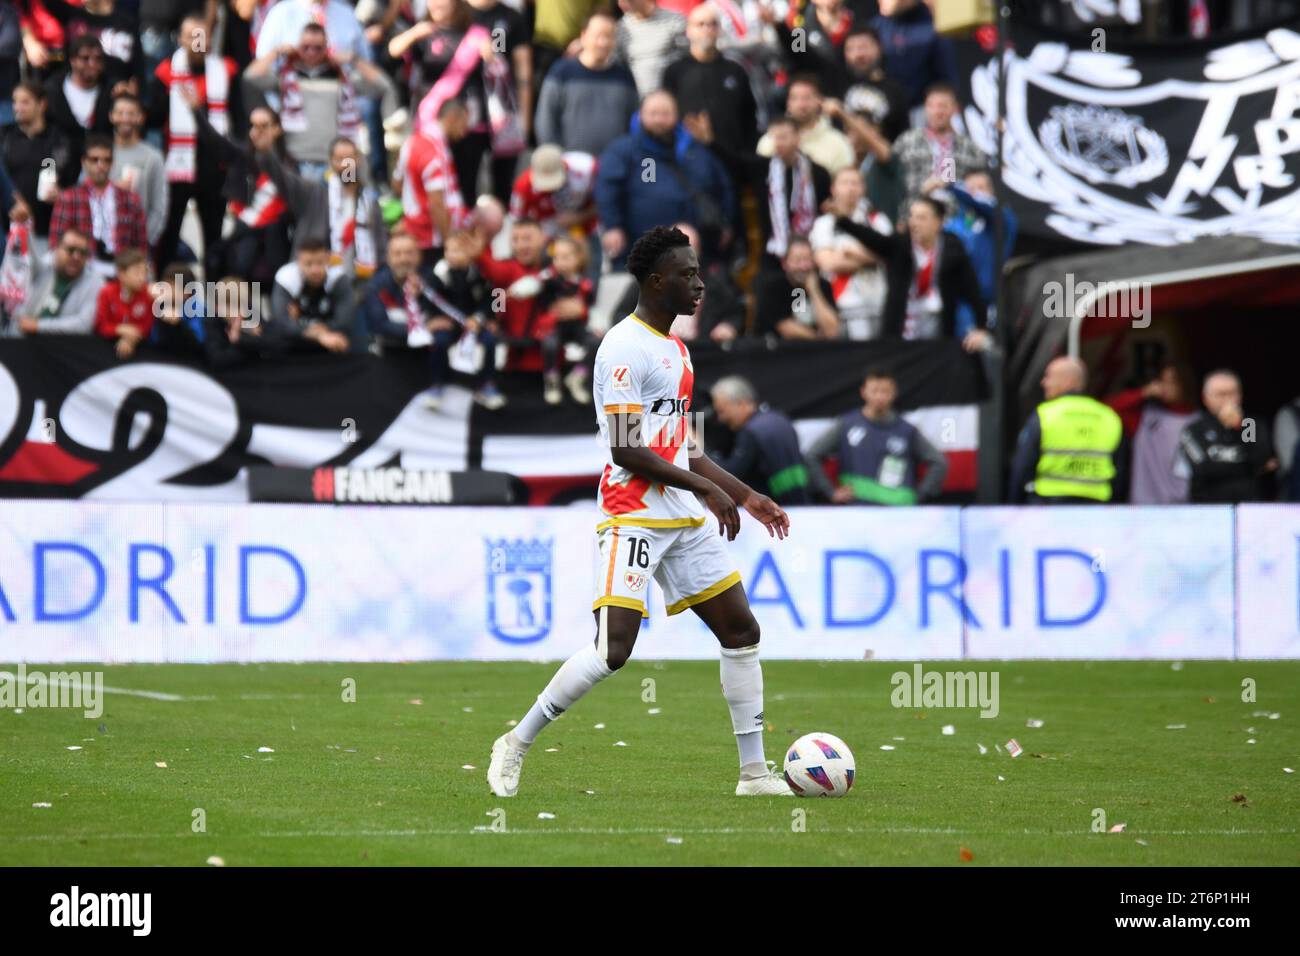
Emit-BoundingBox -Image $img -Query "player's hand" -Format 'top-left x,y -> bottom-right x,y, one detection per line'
699,481 -> 740,541
744,493 -> 789,540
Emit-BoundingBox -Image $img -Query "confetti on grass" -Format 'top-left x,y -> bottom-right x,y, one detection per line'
537,812 -> 556,820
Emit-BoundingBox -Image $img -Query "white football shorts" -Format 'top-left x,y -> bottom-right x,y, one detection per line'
592,519 -> 741,618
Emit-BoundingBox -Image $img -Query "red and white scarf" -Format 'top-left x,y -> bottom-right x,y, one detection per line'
0,222 -> 33,314
925,128 -> 954,181
903,240 -> 941,340
280,62 -> 361,139
165,49 -> 228,183
766,153 -> 817,257
713,0 -> 748,39
229,173 -> 287,228
327,173 -> 377,277
404,275 -> 433,347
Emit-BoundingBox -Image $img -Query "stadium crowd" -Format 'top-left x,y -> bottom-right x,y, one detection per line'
0,0 -> 1291,504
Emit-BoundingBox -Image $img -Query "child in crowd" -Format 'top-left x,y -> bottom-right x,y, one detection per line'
94,249 -> 154,360
425,230 -> 503,411
535,234 -> 597,405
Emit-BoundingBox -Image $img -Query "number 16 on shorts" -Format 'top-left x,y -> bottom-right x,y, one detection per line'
594,527 -> 656,617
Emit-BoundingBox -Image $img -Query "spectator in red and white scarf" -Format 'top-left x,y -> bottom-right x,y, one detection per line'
147,15 -> 242,270
255,135 -> 387,281
754,114 -> 830,272
193,100 -> 293,283
809,166 -> 891,340
833,196 -> 990,351
892,82 -> 986,211
243,20 -> 393,178
50,133 -> 148,277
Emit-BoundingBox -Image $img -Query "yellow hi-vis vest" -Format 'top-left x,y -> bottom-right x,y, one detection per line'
1034,394 -> 1123,501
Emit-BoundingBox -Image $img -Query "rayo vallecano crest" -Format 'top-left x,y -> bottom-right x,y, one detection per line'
965,29 -> 1300,245
485,538 -> 553,643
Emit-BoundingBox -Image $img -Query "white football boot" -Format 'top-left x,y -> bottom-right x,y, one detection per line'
735,769 -> 795,796
487,733 -> 527,797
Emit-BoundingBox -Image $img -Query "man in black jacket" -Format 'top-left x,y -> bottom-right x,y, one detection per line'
44,35 -> 116,154
710,376 -> 813,505
1179,370 -> 1277,503
835,196 -> 989,350
2,81 -> 79,257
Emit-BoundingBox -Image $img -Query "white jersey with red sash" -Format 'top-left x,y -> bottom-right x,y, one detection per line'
592,313 -> 707,529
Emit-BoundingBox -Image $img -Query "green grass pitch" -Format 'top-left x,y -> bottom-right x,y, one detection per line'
1,660 -> 1296,866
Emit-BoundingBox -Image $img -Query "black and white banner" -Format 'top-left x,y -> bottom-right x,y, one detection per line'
964,24 -> 1300,245
0,338 -> 988,503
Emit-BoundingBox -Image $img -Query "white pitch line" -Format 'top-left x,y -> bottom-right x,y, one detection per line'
5,827 -> 1295,843
0,671 -> 186,702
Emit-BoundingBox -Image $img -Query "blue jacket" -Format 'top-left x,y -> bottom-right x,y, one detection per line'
595,116 -> 735,253
945,182 -> 1017,336
871,4 -> 957,107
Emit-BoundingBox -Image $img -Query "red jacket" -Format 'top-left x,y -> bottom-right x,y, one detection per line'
94,280 -> 155,340
477,250 -> 543,371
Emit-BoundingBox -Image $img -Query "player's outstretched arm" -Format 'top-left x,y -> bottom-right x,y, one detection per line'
688,439 -> 790,541
608,411 -> 740,540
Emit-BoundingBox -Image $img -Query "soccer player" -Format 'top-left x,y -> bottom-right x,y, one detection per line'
487,226 -> 794,797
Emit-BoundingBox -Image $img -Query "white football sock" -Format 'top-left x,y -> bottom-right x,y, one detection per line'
720,644 -> 767,771
513,642 -> 613,745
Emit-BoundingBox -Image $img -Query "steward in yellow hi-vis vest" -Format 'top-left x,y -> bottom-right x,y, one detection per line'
1009,357 -> 1125,504
1034,395 -> 1123,501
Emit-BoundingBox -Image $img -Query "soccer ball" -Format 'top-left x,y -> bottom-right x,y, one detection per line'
783,732 -> 855,797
